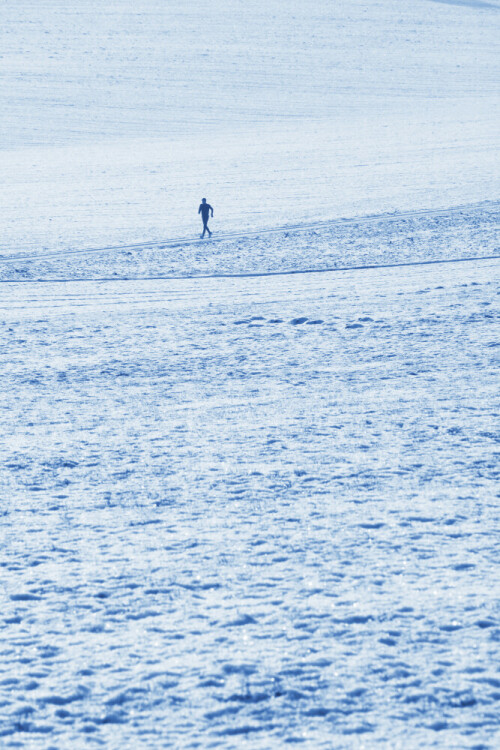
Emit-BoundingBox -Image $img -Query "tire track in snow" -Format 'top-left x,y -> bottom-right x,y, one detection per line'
1,253 -> 499,285
0,199 -> 498,263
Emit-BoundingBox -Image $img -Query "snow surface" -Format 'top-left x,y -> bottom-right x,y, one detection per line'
1,257 -> 500,748
1,0 -> 499,252
1,201 -> 498,282
1,0 -> 500,748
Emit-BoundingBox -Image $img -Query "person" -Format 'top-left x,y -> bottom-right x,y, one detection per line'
198,198 -> 214,238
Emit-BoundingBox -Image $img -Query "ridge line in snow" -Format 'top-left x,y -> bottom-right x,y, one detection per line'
1,254 -> 498,285
0,200 -> 498,263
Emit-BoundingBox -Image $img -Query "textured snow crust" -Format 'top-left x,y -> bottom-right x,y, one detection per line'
1,257 -> 500,748
1,201 -> 498,283
1,0 -> 500,747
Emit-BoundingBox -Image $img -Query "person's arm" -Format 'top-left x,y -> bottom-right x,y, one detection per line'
210,205 -> 214,217
198,204 -> 202,214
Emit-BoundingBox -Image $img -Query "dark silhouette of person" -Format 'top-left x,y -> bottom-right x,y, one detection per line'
198,198 -> 213,238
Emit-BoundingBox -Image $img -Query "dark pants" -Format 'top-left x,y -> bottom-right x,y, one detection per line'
201,219 -> 211,237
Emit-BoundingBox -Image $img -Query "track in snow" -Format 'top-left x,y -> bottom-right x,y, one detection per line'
1,200 -> 497,264
1,253 -> 499,285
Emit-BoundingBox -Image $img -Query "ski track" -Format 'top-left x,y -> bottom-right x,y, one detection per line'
1,253 -> 499,286
1,200 -> 497,264
1,257 -> 500,749
1,201 -> 498,286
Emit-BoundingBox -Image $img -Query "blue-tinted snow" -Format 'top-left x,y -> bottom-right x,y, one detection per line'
1,0 -> 499,252
430,0 -> 499,10
1,257 -> 499,748
1,0 -> 499,747
0,201 -> 498,282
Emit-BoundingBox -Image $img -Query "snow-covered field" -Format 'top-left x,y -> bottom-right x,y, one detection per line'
2,258 -> 500,748
1,0 -> 499,251
1,0 -> 499,748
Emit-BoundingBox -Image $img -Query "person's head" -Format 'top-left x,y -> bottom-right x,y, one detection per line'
201,198 -> 207,204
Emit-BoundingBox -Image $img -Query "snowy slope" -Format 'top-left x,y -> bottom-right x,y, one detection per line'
0,200 -> 498,282
1,1 -> 499,748
1,0 -> 499,253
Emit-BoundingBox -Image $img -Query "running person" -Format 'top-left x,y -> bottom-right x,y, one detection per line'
198,198 -> 213,238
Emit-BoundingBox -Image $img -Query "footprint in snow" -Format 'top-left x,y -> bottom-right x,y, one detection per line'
225,613 -> 258,627
234,317 -> 266,325
10,593 -> 42,601
248,316 -> 265,327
